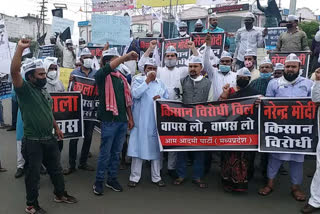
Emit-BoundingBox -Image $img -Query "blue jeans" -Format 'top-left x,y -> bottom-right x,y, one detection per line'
95,121 -> 127,182
0,100 -> 3,124
176,151 -> 205,180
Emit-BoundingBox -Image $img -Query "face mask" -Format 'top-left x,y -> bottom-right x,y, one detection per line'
210,23 -> 217,29
260,72 -> 272,79
244,60 -> 253,68
245,22 -> 253,29
165,59 -> 177,68
286,23 -> 293,29
283,72 -> 299,82
219,65 -> 231,73
179,31 -> 187,37
47,70 -> 57,80
237,79 -> 250,88
83,58 -> 93,68
194,27 -> 203,32
34,78 -> 47,88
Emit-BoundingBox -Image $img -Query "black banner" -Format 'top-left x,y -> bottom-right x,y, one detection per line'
190,32 -> 225,58
0,76 -> 12,100
269,51 -> 310,78
139,37 -> 163,60
38,45 -> 55,59
51,92 -> 83,139
259,98 -> 319,155
68,75 -> 99,121
163,38 -> 190,67
155,97 -> 259,151
264,27 -> 287,50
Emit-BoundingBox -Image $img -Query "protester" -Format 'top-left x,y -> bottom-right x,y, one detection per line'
203,13 -> 225,33
7,94 -> 18,131
203,33 -> 237,101
178,21 -> 189,38
49,35 -> 63,66
92,46 -> 137,195
219,67 -> 259,192
56,36 -> 76,68
14,108 -> 24,178
174,55 -> 213,188
276,15 -> 309,52
127,58 -> 168,188
76,37 -> 87,58
234,12 -> 266,69
194,19 -> 204,32
259,53 -> 313,201
146,31 -> 154,38
11,39 -> 77,213
302,67 -> 320,214
310,27 -> 320,74
243,49 -> 260,81
273,63 -> 284,78
0,100 -> 9,129
64,48 -> 96,175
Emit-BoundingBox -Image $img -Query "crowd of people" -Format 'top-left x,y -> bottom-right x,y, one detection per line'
1,12 -> 320,214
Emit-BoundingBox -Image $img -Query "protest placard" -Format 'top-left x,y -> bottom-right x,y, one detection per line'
264,27 -> 287,50
191,32 -> 225,58
163,38 -> 190,67
59,67 -> 73,90
52,16 -> 74,34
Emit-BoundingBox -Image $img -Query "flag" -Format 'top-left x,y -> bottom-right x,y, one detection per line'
152,9 -> 163,23
37,33 -> 47,45
142,4 -> 152,16
175,16 -> 181,31
152,44 -> 161,67
60,27 -> 71,42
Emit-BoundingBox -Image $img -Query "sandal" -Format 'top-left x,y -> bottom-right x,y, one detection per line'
291,188 -> 306,201
258,185 -> 273,196
127,181 -> 138,188
192,179 -> 208,188
173,178 -> 185,185
153,180 -> 166,187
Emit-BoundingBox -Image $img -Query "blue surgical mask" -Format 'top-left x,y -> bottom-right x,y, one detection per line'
219,65 -> 231,73
260,72 -> 272,79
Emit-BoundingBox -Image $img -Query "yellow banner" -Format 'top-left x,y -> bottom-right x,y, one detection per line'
59,67 -> 73,90
136,0 -> 196,8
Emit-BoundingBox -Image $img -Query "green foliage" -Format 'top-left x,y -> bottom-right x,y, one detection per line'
299,21 -> 320,46
8,37 -> 39,57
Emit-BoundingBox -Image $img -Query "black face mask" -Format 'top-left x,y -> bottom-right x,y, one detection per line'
34,78 -> 47,88
194,27 -> 203,32
283,72 -> 299,82
237,79 -> 250,88
286,23 -> 293,29
245,22 -> 253,29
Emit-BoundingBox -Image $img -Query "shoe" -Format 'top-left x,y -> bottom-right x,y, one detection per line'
93,181 -> 104,195
63,167 -> 76,175
153,180 -> 166,187
15,168 -> 24,178
6,126 -> 16,131
167,169 -> 178,179
301,204 -> 320,214
25,206 -> 47,214
78,164 -> 95,171
0,167 -> 7,172
0,124 -> 10,129
40,166 -> 47,175
54,191 -> 78,204
88,152 -> 92,158
105,180 -> 123,192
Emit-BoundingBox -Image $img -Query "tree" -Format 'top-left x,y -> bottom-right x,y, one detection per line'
299,21 -> 320,46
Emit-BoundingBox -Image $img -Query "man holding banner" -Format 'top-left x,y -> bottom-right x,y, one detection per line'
93,49 -> 138,195
57,36 -> 76,68
259,53 -> 313,201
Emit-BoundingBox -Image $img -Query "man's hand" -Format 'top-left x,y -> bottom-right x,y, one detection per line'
222,83 -> 230,93
262,28 -> 268,37
150,40 -> 157,50
124,51 -> 139,62
187,41 -> 195,49
205,33 -> 212,46
146,71 -> 156,84
103,42 -> 109,51
55,128 -> 64,140
128,118 -> 134,130
153,95 -> 161,100
17,39 -> 31,50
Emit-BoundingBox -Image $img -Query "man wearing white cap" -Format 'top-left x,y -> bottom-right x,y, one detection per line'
11,39 -> 77,213
273,63 -> 284,78
203,13 -> 225,33
64,47 -> 97,175
243,49 -> 260,81
234,12 -> 266,69
204,33 -> 236,101
259,53 -> 313,201
56,36 -> 76,68
276,15 -> 309,52
178,21 -> 189,38
174,55 -> 213,188
127,58 -> 168,188
194,19 -> 204,32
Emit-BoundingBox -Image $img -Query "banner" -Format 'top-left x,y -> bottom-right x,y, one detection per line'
208,3 -> 248,13
139,37 -> 163,60
197,0 -> 237,6
52,16 -> 74,34
191,32 -> 225,58
0,20 -> 12,75
155,97 -> 259,151
59,67 -> 73,90
269,51 -> 310,77
51,92 -> 83,139
38,45 -> 55,59
0,77 -> 11,100
92,0 -> 135,12
68,75 -> 99,121
136,0 -> 196,8
264,27 -> 287,50
163,38 -> 190,67
259,98 -> 319,155
92,14 -> 130,46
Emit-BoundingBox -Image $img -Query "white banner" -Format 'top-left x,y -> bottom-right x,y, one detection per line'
52,17 -> 74,34
0,20 -> 12,75
196,0 -> 236,5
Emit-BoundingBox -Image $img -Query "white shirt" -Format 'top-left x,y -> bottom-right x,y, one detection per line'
203,46 -> 237,101
234,27 -> 264,62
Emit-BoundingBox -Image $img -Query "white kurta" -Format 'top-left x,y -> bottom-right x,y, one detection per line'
127,75 -> 169,160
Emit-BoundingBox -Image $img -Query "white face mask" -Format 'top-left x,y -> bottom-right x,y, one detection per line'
83,58 -> 93,68
47,70 -> 57,80
165,59 -> 177,68
179,31 -> 187,37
